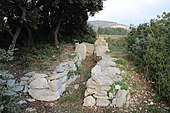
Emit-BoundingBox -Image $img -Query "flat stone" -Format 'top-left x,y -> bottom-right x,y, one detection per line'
47,71 -> 68,80
61,76 -> 68,84
32,73 -> 48,79
25,107 -> 36,113
17,100 -> 27,105
48,79 -> 62,91
96,98 -> 110,106
2,74 -> 14,79
19,80 -> 28,85
58,83 -> 67,94
4,90 -> 17,96
27,98 -> 36,102
12,85 -> 24,92
29,78 -> 48,89
28,89 -> 60,101
112,90 -> 128,108
56,66 -> 65,73
20,77 -> 30,81
91,65 -> 102,75
102,67 -> 121,80
7,79 -> 16,87
66,76 -> 78,86
93,94 -> 109,99
83,96 -> 96,106
92,73 -> 113,86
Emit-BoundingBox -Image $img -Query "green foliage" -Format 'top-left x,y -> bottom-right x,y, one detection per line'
59,95 -> 80,103
0,85 -> 21,113
143,105 -> 169,113
98,27 -> 128,35
109,81 -> 128,93
0,49 -> 14,62
67,53 -> 76,59
127,12 -> 170,103
20,43 -> 64,70
115,58 -> 128,65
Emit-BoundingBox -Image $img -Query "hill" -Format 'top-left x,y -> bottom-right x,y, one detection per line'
88,20 -> 129,31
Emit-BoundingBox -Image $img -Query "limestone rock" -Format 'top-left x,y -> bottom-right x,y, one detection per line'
96,98 -> 110,106
7,79 -> 16,87
48,79 -> 62,91
28,89 -> 60,101
29,78 -> 48,89
92,73 -> 113,86
17,100 -> 27,105
91,65 -> 102,75
75,43 -> 86,60
20,77 -> 30,81
112,90 -> 128,108
47,71 -> 68,80
12,85 -> 24,92
83,96 -> 96,106
82,42 -> 94,55
25,107 -> 36,113
4,90 -> 17,96
32,73 -> 48,79
2,74 -> 14,79
56,66 -> 65,73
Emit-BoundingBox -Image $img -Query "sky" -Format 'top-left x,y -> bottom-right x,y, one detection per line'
88,0 -> 170,25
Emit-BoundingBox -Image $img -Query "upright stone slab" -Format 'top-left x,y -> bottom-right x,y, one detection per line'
75,43 -> 87,60
82,42 -> 94,56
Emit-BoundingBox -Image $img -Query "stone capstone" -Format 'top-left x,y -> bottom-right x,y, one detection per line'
29,78 -> 48,89
28,89 -> 60,101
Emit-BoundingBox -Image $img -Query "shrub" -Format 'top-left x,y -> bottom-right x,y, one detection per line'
127,12 -> 170,103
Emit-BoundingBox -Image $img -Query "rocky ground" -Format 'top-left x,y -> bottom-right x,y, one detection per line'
0,37 -> 170,113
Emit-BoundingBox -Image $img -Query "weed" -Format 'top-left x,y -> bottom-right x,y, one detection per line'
115,58 -> 128,65
143,105 -> 169,113
67,71 -> 76,79
109,81 -> 129,93
67,53 -> 76,59
59,95 -> 80,103
0,85 -> 21,113
131,83 -> 139,89
36,63 -> 49,70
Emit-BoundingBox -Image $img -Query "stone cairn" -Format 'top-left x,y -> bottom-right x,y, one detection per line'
83,37 -> 130,107
0,42 -> 94,102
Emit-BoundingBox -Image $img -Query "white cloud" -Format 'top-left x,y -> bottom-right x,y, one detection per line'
89,0 -> 170,25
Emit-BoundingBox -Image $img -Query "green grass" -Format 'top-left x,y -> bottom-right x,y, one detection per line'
131,83 -> 139,89
109,81 -> 129,93
115,58 -> 128,65
59,95 -> 80,103
67,53 -> 76,59
143,105 -> 169,113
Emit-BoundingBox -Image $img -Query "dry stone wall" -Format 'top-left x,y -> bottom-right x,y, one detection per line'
83,37 -> 130,108
0,42 -> 94,102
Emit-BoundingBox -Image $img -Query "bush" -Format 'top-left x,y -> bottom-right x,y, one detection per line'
127,12 -> 170,103
0,49 -> 14,62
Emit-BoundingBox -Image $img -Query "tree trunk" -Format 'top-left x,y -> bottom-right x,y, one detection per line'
53,10 -> 64,46
9,7 -> 26,51
24,22 -> 33,50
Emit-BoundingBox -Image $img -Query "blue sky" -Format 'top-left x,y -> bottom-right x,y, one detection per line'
88,0 -> 170,25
